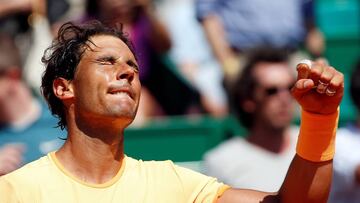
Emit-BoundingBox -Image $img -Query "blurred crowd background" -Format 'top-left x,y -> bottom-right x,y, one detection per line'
0,0 -> 359,202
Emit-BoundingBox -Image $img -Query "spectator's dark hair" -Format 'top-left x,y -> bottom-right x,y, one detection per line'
41,20 -> 136,130
350,58 -> 360,111
232,48 -> 290,129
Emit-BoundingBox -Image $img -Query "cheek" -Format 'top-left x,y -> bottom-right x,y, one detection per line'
74,72 -> 109,103
97,69 -> 112,83
132,75 -> 142,99
259,99 -> 279,115
81,69 -> 111,89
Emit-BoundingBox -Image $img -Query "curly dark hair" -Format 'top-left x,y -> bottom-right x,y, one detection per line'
41,20 -> 137,130
350,58 -> 360,111
232,48 -> 290,129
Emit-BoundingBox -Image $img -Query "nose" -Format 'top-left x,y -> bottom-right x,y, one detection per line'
116,64 -> 135,83
278,88 -> 293,102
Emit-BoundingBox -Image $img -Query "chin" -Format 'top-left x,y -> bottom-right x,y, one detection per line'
273,120 -> 292,128
271,116 -> 291,127
114,111 -> 136,119
110,115 -> 135,127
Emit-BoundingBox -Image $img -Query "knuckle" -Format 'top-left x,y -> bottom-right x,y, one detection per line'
329,66 -> 336,72
310,67 -> 322,75
321,72 -> 333,80
336,72 -> 344,80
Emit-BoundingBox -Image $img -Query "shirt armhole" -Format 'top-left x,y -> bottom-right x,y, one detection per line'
213,185 -> 231,203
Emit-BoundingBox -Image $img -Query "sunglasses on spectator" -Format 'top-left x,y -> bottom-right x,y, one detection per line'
263,84 -> 294,96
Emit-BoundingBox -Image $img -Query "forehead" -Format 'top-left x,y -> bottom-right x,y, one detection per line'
253,62 -> 294,86
83,35 -> 135,59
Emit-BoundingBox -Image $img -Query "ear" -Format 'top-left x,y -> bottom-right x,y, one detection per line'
242,99 -> 256,113
53,78 -> 74,100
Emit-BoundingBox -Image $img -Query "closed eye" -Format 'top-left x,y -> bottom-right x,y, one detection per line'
127,60 -> 139,72
96,56 -> 117,65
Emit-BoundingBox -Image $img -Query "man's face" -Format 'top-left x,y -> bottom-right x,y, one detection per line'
252,62 -> 295,129
70,35 -> 141,125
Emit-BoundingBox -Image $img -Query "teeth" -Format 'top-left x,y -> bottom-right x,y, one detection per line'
111,92 -> 130,97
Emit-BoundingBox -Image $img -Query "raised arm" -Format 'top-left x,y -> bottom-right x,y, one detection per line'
195,0 -> 240,79
0,0 -> 31,18
200,14 -> 240,79
217,59 -> 344,203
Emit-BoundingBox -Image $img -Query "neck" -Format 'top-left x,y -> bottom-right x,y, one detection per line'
56,105 -> 127,184
247,123 -> 289,153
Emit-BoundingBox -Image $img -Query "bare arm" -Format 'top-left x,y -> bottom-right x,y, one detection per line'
217,60 -> 344,202
201,14 -> 239,77
218,156 -> 332,203
0,0 -> 31,18
201,15 -> 234,64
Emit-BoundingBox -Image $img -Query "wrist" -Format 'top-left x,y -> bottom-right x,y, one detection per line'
296,108 -> 339,162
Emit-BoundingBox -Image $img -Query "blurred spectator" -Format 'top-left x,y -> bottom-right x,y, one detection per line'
0,34 -> 64,176
0,0 -> 69,35
157,0 -> 228,117
196,0 -> 324,88
329,58 -> 360,203
203,48 -> 298,192
0,0 -> 32,35
0,0 -> 70,93
85,0 -> 193,125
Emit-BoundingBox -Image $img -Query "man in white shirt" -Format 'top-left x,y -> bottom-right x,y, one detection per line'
329,59 -> 360,203
204,48 -> 299,192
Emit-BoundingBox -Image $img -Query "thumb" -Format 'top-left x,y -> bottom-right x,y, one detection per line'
296,59 -> 312,80
291,79 -> 314,99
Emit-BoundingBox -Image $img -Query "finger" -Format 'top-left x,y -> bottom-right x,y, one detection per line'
296,59 -> 312,80
309,62 -> 324,87
326,71 -> 345,97
291,79 -> 314,99
316,66 -> 336,94
315,58 -> 329,66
